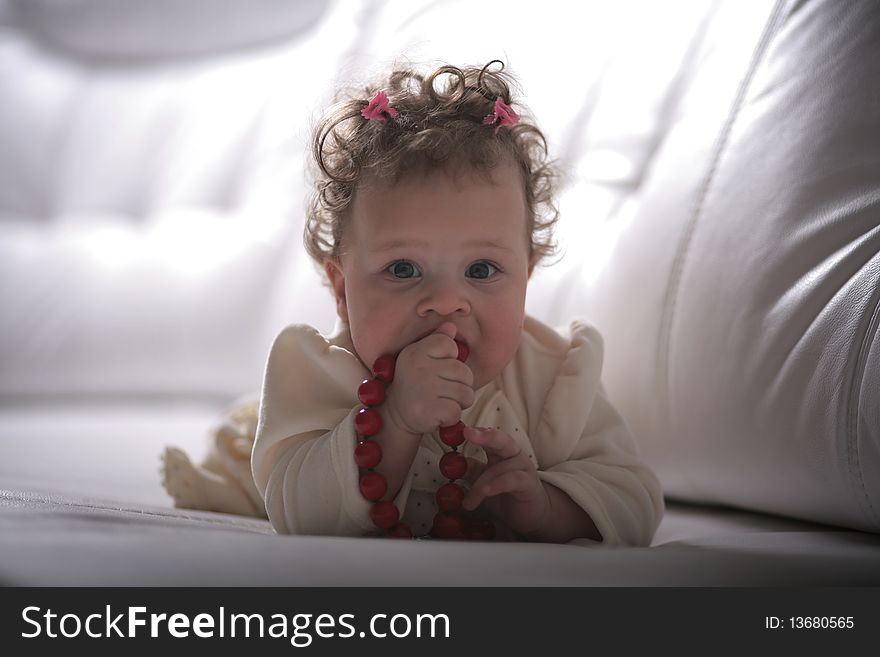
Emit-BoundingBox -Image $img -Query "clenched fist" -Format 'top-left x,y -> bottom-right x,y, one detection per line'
384,322 -> 474,437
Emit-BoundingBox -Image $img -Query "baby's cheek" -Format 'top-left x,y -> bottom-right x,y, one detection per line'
350,300 -> 398,359
477,322 -> 523,384
349,319 -> 385,369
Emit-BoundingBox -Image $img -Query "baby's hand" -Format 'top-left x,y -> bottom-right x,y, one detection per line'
462,427 -> 550,536
385,322 -> 474,437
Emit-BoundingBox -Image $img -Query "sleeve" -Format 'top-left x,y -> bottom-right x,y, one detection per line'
251,324 -> 416,536
528,320 -> 665,547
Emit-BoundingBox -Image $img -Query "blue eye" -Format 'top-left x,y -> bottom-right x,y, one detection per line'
467,261 -> 499,279
387,261 -> 420,279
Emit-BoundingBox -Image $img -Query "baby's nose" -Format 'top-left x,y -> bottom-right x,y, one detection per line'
416,280 -> 471,317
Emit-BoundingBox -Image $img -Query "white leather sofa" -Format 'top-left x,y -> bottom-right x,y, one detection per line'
1,0 -> 878,585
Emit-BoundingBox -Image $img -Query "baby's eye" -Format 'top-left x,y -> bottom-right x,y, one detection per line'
466,261 -> 499,280
387,260 -> 421,279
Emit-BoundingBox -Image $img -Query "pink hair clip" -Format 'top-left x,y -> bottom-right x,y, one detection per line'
483,97 -> 520,133
361,90 -> 399,124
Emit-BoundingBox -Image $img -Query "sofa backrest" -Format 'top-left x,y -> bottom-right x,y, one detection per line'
571,0 -> 880,532
0,0 -> 336,400
0,0 -> 717,401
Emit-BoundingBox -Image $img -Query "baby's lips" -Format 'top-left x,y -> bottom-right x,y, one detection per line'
455,339 -> 469,362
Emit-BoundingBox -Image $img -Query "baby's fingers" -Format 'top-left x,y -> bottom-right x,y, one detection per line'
462,456 -> 535,511
464,426 -> 520,462
477,470 -> 537,502
462,457 -> 487,486
463,470 -> 530,511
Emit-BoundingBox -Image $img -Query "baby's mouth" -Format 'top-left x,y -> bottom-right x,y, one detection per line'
455,339 -> 469,363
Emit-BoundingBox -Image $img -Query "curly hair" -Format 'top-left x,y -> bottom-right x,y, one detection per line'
304,60 -> 559,277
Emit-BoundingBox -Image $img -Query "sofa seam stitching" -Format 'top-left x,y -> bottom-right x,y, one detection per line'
848,255 -> 880,526
0,488 -> 273,533
655,0 -> 787,416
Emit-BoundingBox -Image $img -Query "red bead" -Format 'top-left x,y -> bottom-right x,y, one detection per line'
439,451 -> 468,480
436,482 -> 464,512
438,421 -> 465,447
354,407 -> 382,436
358,378 -> 385,406
370,501 -> 399,529
465,518 -> 496,541
354,440 -> 382,469
359,472 -> 387,501
372,355 -> 396,383
386,523 -> 413,539
456,340 -> 469,362
432,512 -> 465,539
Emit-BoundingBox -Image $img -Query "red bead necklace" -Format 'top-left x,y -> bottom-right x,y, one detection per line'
354,340 -> 495,540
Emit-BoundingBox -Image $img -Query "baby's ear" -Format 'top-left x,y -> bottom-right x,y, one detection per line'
324,258 -> 349,322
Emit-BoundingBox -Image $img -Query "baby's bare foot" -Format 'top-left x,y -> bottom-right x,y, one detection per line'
161,446 -> 264,517
161,447 -> 212,511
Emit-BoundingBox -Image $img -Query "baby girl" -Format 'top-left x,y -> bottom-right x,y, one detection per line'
162,60 -> 663,544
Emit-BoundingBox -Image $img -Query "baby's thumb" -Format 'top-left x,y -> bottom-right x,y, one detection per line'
433,321 -> 457,341
463,457 -> 486,486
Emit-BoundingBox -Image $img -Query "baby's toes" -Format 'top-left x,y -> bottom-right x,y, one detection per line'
160,447 -> 209,509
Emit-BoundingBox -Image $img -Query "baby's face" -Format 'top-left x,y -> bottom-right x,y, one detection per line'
326,162 -> 532,390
